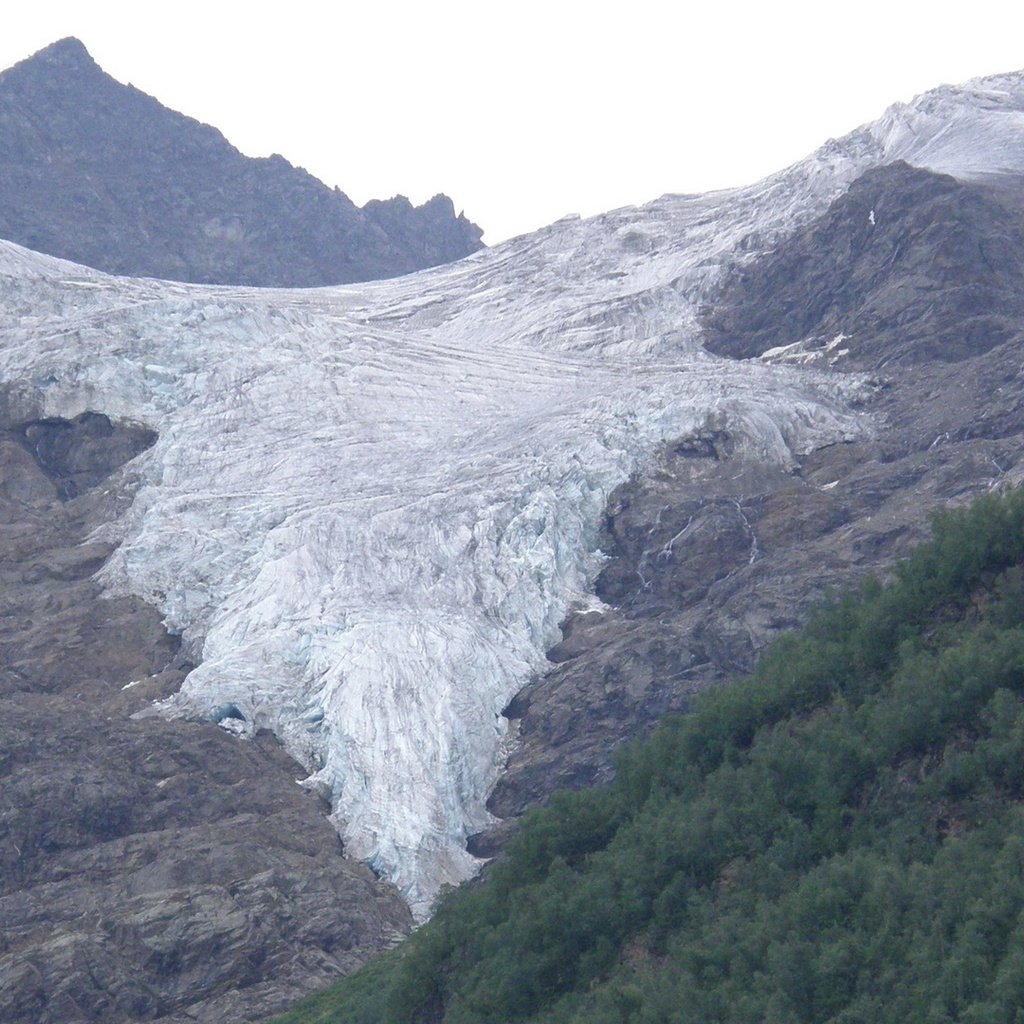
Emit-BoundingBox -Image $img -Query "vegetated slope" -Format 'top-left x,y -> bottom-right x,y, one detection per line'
0,38 -> 483,286
277,487 -> 1024,1024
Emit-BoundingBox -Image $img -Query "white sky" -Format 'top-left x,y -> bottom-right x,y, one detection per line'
4,1 -> 1024,243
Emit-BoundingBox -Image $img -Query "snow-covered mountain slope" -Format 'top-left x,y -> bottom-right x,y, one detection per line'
872,70 -> 1024,182
1,67 -> 1020,917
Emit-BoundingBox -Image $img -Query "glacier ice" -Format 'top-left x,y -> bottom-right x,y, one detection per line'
2,67 -> 1021,916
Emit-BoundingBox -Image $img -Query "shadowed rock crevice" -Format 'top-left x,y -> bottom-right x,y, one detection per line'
12,411 -> 156,499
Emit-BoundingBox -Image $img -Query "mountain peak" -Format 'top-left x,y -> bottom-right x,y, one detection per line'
0,39 -> 483,285
15,37 -> 97,73
866,67 -> 1024,184
37,36 -> 91,58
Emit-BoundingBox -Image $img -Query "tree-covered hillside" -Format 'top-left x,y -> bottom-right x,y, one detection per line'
277,488 -> 1024,1024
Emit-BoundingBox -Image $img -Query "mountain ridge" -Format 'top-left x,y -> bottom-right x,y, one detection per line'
0,38 -> 483,286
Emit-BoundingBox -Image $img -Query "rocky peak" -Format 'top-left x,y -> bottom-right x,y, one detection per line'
5,36 -> 97,74
0,40 -> 483,285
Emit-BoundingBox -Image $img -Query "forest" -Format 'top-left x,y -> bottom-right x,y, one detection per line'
278,487 -> 1024,1024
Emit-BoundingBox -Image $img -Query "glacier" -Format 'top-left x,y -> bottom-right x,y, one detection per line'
1,68 -> 1020,917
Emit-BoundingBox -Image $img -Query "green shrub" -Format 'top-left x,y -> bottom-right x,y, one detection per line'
274,488 -> 1024,1024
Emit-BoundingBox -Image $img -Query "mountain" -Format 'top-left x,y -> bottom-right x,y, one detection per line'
0,38 -> 483,286
3,65 -> 1024,1023
483,156 -> 1024,838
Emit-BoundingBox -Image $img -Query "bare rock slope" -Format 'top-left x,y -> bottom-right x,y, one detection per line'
0,402 -> 411,1024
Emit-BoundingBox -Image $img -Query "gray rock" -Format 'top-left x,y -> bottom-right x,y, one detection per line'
700,162 -> 1024,367
0,38 -> 483,287
0,402 -> 412,1024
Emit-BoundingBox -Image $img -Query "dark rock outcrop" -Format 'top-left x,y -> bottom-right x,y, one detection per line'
0,38 -> 483,287
16,411 -> 157,500
481,164 -> 1024,832
700,162 -> 1024,368
0,401 -> 412,1024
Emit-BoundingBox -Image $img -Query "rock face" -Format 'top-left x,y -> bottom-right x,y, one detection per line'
483,162 -> 1024,830
0,400 -> 411,1024
701,162 -> 1024,368
0,38 -> 483,286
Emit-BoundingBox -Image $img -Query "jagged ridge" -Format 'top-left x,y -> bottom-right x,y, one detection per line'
0,38 -> 483,286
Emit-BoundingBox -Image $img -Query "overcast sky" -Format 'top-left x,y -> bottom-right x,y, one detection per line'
5,1 -> 1024,243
